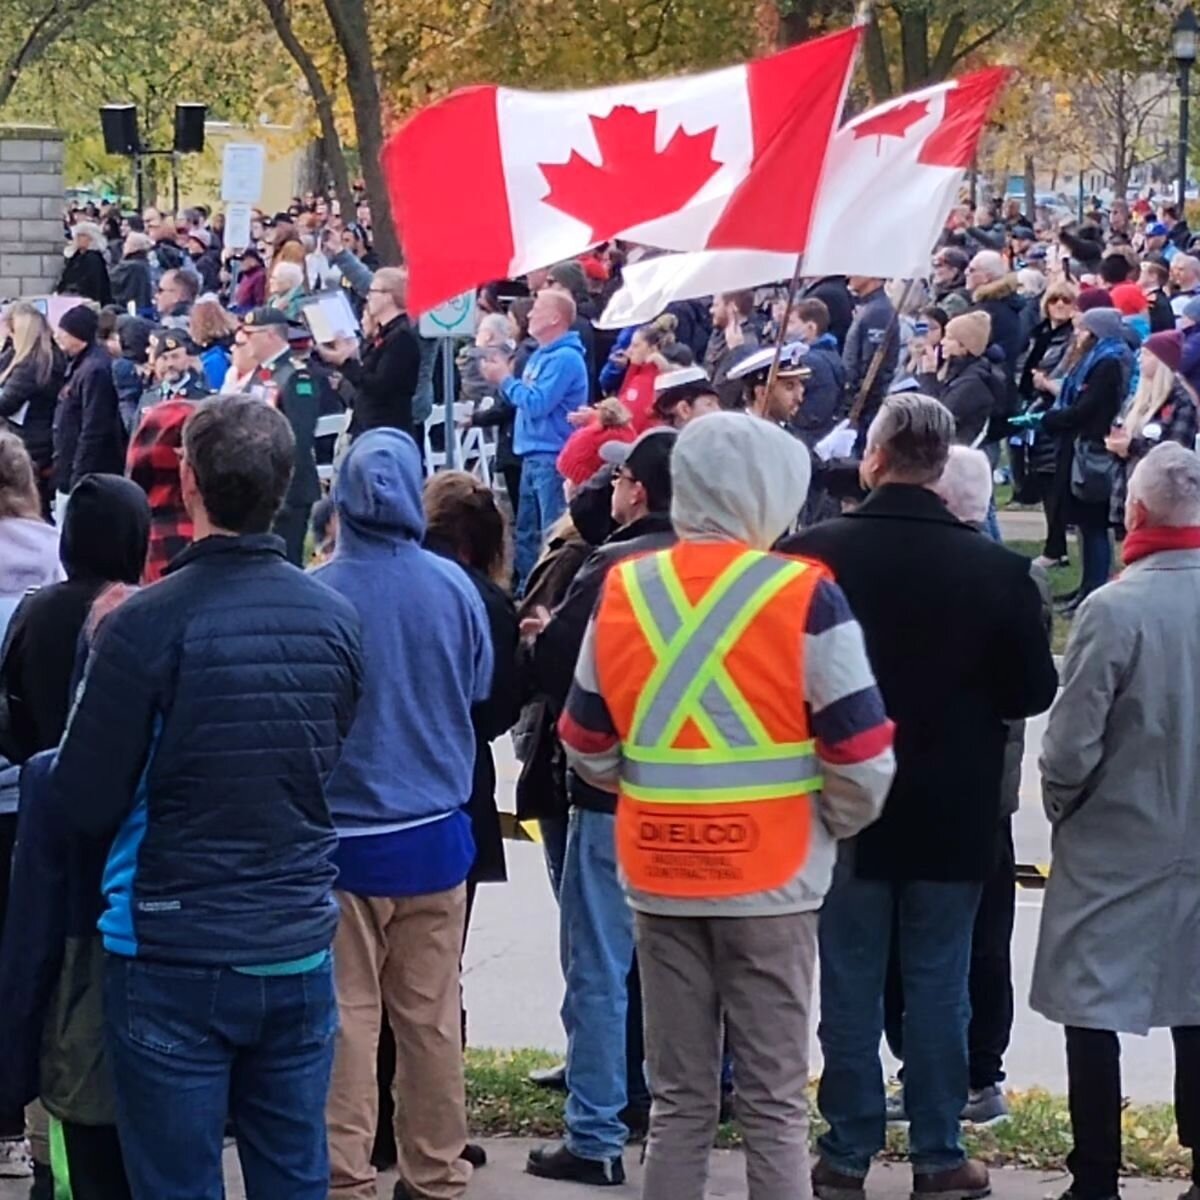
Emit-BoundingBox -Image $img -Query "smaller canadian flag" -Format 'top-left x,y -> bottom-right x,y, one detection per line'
383,29 -> 861,314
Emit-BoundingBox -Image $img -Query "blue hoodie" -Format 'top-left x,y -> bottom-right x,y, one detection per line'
314,429 -> 493,896
502,330 -> 589,456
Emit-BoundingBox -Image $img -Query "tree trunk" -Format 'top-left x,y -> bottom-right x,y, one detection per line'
863,13 -> 893,102
897,5 -> 930,91
321,0 -> 399,265
1024,153 -> 1036,217
260,0 -> 355,223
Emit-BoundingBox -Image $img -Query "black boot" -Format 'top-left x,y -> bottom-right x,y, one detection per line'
460,1143 -> 488,1168
527,1142 -> 625,1186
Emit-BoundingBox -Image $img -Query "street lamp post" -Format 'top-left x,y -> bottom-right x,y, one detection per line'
1175,6 -> 1198,210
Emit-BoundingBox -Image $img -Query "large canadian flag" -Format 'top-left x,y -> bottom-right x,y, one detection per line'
597,68 -> 1010,329
384,29 -> 860,314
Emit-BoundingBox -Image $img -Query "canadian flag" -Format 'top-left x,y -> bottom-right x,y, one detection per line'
597,68 -> 1011,329
384,29 -> 860,314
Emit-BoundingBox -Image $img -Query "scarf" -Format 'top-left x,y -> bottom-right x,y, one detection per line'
1053,337 -> 1127,412
1122,525 -> 1200,566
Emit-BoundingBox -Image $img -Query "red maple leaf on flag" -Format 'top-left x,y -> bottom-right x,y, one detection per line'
852,98 -> 930,154
539,106 -> 722,243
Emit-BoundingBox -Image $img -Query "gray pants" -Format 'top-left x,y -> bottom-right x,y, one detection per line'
635,909 -> 818,1200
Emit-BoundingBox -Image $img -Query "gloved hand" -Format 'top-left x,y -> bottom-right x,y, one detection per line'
1008,411 -> 1044,429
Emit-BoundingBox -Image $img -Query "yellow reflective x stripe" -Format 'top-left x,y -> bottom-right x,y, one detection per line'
624,551 -> 766,745
653,558 -> 805,751
624,739 -> 815,766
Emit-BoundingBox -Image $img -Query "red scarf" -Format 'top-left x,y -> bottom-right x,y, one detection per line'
1122,525 -> 1200,566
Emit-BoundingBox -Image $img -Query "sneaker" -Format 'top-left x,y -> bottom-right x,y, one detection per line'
526,1142 -> 625,1186
912,1159 -> 991,1200
0,1137 -> 32,1178
527,1062 -> 567,1090
812,1157 -> 867,1200
460,1143 -> 488,1168
1033,555 -> 1069,569
961,1086 -> 1009,1125
886,1087 -> 909,1123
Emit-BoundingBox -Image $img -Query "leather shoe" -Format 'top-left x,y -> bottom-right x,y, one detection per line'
527,1062 -> 567,1090
912,1159 -> 991,1199
460,1143 -> 488,1168
527,1142 -> 625,1186
812,1158 -> 866,1200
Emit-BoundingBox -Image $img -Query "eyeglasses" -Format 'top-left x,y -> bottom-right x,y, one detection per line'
1047,296 -> 1073,307
616,469 -> 638,485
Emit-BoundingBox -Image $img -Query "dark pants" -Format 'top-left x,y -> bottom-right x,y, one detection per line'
272,505 -> 309,566
0,814 -> 22,1140
1074,499 -> 1112,596
103,956 -> 337,1200
502,463 -> 523,524
1036,468 -> 1069,561
1065,1025 -> 1200,1198
53,1119 -> 131,1200
883,821 -> 1015,1091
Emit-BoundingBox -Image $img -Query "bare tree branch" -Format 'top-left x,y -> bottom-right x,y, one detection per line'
0,0 -> 106,110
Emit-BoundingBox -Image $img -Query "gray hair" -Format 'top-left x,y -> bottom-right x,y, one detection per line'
476,313 -> 511,346
866,394 -> 954,484
934,445 -> 993,526
271,261 -> 304,291
1173,254 -> 1200,285
969,250 -> 1006,282
1128,442 -> 1200,527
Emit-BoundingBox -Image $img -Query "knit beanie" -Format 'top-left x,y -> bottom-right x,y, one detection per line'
1076,286 -> 1115,313
1079,307 -> 1125,342
58,304 -> 98,343
1110,283 -> 1148,316
1144,330 -> 1184,375
944,310 -> 992,358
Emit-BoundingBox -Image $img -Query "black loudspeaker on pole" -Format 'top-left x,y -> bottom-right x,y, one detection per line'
173,103 -> 207,154
100,104 -> 139,156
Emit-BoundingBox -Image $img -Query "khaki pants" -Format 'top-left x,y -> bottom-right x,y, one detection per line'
635,910 -> 818,1200
327,886 -> 471,1200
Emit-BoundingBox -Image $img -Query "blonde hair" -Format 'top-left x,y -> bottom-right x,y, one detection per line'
1041,280 -> 1079,319
374,267 -> 408,309
0,303 -> 55,387
1123,352 -> 1183,440
0,431 -> 41,520
190,297 -> 239,348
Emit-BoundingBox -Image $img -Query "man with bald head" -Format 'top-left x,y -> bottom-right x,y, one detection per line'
482,286 -> 589,585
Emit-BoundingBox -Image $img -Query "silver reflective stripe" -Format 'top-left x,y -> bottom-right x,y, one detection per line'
635,555 -> 792,747
623,753 -> 818,791
699,679 -> 758,748
635,556 -> 684,643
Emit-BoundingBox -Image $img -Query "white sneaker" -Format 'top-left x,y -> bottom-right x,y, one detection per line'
0,1137 -> 32,1178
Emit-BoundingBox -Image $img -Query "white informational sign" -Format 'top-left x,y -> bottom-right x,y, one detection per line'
220,143 -> 266,204
418,290 -> 478,339
224,203 -> 253,251
300,290 -> 361,344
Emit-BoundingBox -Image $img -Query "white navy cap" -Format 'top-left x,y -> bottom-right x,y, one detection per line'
725,341 -> 811,382
652,365 -> 710,394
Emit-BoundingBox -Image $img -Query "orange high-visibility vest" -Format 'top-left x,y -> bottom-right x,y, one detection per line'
593,540 -> 825,900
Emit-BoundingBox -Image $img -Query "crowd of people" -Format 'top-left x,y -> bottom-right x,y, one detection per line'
0,183 -> 1195,1200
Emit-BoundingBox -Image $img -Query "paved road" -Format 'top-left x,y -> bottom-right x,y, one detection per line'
465,732 -> 1175,1102
0,1141 -> 1185,1200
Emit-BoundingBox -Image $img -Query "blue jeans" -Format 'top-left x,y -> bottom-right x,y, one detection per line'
104,955 -> 338,1200
816,854 -> 981,1176
516,454 -> 567,592
1076,502 -> 1112,596
560,808 -> 636,1161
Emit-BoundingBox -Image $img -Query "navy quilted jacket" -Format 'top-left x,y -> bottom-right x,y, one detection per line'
51,534 -> 363,966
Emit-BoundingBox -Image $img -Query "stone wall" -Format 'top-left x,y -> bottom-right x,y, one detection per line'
0,125 -> 65,300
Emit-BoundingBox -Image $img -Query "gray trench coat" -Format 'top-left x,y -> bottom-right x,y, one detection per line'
1031,548 -> 1200,1034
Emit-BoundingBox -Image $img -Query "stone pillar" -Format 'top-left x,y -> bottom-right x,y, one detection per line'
0,125 -> 66,300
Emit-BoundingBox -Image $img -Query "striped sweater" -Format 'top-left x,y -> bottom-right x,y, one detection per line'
559,567 -> 896,917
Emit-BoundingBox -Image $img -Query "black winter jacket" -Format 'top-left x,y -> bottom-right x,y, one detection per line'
56,249 -> 112,307
783,485 -> 1058,882
843,286 -> 898,429
971,275 -> 1025,421
0,347 -> 65,474
918,354 -> 1004,447
341,313 -> 421,436
52,343 -> 126,493
803,276 -> 855,351
51,534 -> 363,966
109,252 -> 153,313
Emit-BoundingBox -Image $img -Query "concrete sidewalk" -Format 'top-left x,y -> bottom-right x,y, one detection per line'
5,1139 -> 1181,1200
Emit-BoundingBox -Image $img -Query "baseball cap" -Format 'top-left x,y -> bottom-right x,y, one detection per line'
1025,244 -> 1048,261
242,306 -> 290,329
1011,224 -> 1035,240
725,342 -> 811,383
599,427 -> 678,510
1147,221 -> 1170,237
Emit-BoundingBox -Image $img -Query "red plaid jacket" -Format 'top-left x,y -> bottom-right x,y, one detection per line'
126,399 -> 197,583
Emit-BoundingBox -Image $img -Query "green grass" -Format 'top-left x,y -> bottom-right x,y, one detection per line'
464,1052 -> 1189,1177
1004,538 -> 1080,655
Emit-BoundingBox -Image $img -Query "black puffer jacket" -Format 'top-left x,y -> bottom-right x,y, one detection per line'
919,354 -> 1005,447
971,275 -> 1025,423
51,534 -> 363,966
0,347 -> 66,475
52,343 -> 126,494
